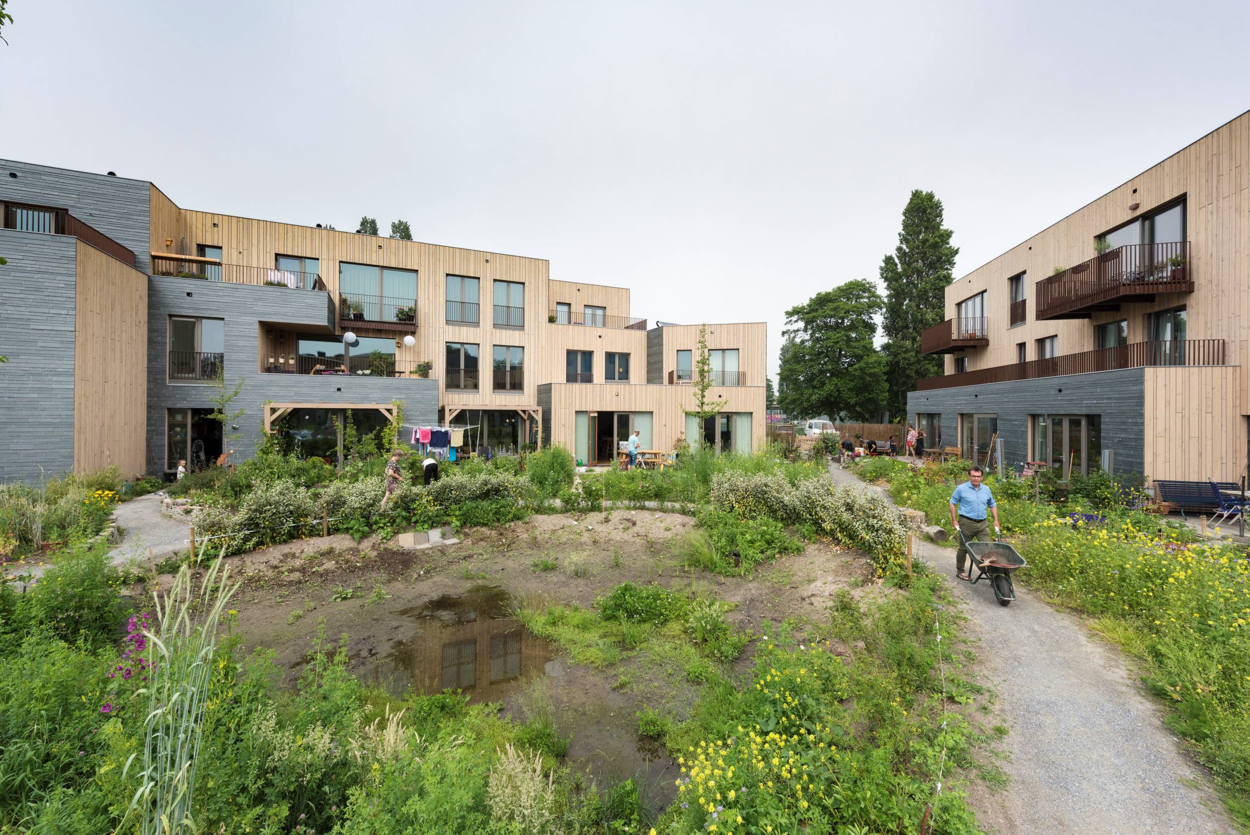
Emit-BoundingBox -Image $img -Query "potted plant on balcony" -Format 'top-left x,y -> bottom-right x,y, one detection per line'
396,305 -> 416,323
409,360 -> 433,378
348,299 -> 365,320
1166,254 -> 1188,282
1094,238 -> 1112,256
548,313 -> 557,323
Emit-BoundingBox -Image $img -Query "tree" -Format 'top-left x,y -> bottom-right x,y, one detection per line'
358,217 -> 379,236
207,370 -> 245,464
777,279 -> 887,422
688,324 -> 725,445
0,0 -> 12,45
765,376 -> 777,411
880,190 -> 959,419
390,220 -> 413,241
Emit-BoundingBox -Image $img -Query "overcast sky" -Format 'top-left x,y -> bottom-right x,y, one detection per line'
3,1 -> 1248,381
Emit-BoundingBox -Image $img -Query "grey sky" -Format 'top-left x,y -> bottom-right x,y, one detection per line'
3,1 -> 1248,382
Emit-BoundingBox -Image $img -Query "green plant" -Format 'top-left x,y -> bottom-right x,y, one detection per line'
366,583 -> 389,606
532,558 -> 558,572
525,446 -> 576,498
286,608 -> 304,625
331,585 -> 356,602
597,582 -> 686,625
1095,237 -> 1112,254
636,706 -> 670,739
22,543 -> 126,650
395,305 -> 416,323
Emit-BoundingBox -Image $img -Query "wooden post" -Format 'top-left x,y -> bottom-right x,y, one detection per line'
323,505 -> 329,537
189,525 -> 196,564
906,532 -> 914,576
1200,515 -> 1207,537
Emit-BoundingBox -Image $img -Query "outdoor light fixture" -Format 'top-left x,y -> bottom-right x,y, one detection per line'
403,335 -> 416,347
343,331 -> 357,344
1129,202 -> 1140,211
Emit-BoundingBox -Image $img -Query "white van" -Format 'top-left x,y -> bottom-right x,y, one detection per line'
805,420 -> 835,436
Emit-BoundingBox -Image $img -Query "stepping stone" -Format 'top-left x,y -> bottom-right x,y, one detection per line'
394,531 -> 430,550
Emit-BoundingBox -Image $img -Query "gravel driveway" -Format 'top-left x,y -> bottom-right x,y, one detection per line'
828,464 -> 1235,834
108,493 -> 192,567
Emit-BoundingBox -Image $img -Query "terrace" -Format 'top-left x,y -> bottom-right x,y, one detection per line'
920,316 -> 989,354
1036,242 -> 1191,320
548,309 -> 648,330
151,253 -> 327,291
2,199 -> 136,266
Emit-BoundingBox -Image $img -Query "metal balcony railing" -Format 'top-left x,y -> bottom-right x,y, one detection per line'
152,254 -> 327,291
340,293 -> 417,330
2,200 -> 136,266
549,309 -> 648,330
493,305 -> 525,328
1009,299 -> 1027,326
446,300 -> 480,325
1036,242 -> 1191,320
493,369 -> 524,391
168,351 -> 223,382
566,371 -> 594,384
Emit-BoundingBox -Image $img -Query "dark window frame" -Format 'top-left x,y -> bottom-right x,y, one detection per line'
606,351 -> 630,382
492,345 -> 524,392
445,341 -> 480,391
566,350 -> 593,383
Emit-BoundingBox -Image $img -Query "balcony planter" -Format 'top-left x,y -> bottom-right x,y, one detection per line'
395,306 -> 416,323
548,314 -> 557,323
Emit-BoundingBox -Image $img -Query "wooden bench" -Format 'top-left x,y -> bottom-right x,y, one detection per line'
1154,480 -> 1241,518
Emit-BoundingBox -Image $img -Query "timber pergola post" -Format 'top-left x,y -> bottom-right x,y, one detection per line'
263,403 -> 398,435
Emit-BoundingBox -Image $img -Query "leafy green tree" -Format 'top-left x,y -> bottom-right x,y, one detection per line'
777,280 -> 886,422
880,190 -> 958,419
207,370 -> 245,464
691,324 -> 725,425
390,220 -> 413,241
0,0 -> 12,45
358,217 -> 379,236
765,376 -> 777,410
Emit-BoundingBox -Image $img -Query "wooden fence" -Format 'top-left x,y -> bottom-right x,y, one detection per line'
833,423 -> 905,440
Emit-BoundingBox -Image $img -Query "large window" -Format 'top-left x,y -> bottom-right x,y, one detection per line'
276,255 -> 320,290
1016,342 -> 1026,363
954,356 -> 968,374
708,349 -> 740,386
196,244 -> 222,282
345,335 -> 397,376
1036,336 -> 1057,359
446,342 -> 480,390
168,316 -> 224,382
493,280 -> 524,328
959,414 -> 998,467
1031,414 -> 1101,478
566,350 -> 593,383
493,346 -> 524,392
1100,200 -> 1186,250
441,639 -> 477,691
555,302 -> 571,324
288,334 -> 397,376
446,275 -> 480,324
1148,305 -> 1187,365
676,350 -> 692,382
1097,320 -> 1128,349
1009,272 -> 1027,326
606,352 -> 630,382
583,306 -> 606,327
916,413 -> 942,449
166,408 -> 224,473
956,292 -> 986,338
340,263 -> 417,323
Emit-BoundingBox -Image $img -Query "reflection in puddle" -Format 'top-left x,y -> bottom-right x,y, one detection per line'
375,585 -> 553,703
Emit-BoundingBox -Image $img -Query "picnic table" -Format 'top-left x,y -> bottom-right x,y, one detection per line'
618,448 -> 665,469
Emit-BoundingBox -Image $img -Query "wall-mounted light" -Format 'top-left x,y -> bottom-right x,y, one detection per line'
403,335 -> 416,347
165,238 -> 173,247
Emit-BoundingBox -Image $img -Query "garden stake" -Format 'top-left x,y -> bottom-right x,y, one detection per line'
323,506 -> 329,537
906,532 -> 913,576
189,525 -> 196,564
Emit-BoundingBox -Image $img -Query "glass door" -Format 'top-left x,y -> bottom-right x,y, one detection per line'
197,245 -> 223,282
1149,307 -> 1187,366
975,415 -> 998,468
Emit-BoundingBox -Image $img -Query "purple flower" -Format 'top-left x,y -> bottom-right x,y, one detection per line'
100,703 -> 112,714
123,668 -> 133,680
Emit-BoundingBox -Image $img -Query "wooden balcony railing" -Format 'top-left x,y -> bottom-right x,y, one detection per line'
168,351 -> 223,382
915,338 -> 1225,391
340,293 -> 417,331
920,317 -> 989,355
152,254 -> 327,291
549,309 -> 648,330
1010,299 -> 1027,326
2,200 -> 136,266
446,300 -> 480,325
1036,242 -> 1191,320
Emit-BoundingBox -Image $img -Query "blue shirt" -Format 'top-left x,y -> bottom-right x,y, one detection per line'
627,435 -> 640,452
950,482 -> 996,520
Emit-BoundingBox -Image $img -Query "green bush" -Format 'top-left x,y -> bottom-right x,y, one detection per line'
22,544 -> 126,650
450,498 -> 528,529
597,582 -> 687,625
489,454 -> 522,476
696,508 -> 802,575
121,476 -> 163,499
797,477 -> 908,575
429,469 -> 531,508
525,446 -> 576,498
709,471 -> 801,523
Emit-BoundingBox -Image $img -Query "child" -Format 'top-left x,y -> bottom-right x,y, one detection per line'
176,459 -> 187,480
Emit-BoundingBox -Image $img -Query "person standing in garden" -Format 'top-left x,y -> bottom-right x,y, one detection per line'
905,426 -> 917,460
381,450 -> 403,510
626,429 -> 641,469
950,465 -> 1000,581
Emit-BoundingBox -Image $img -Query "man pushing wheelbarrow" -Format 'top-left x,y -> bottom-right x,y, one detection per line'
949,465 -> 1000,581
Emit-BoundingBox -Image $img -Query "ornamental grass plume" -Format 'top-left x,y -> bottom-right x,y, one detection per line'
120,547 -> 239,835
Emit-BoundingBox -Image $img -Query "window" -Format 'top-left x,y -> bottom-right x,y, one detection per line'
1031,414 -> 1102,478
446,342 -> 480,390
1097,200 -> 1187,281
1148,306 -> 1187,365
441,639 -> 476,690
606,352 -> 630,382
1097,320 -> 1128,349
1100,200 -> 1186,250
583,306 -> 606,327
1009,272 -> 1027,326
3,202 -> 58,232
492,345 -> 524,392
166,408 -> 224,472
1037,336 -> 1057,359
493,280 -> 524,328
954,356 -> 968,374
489,631 -> 522,683
446,275 -> 480,324
689,412 -> 752,455
340,263 -> 417,323
196,244 -> 223,281
275,255 -> 320,290
168,317 -> 224,381
956,292 -> 986,338
708,349 -> 740,386
676,350 -> 692,382
566,350 -> 593,383
916,413 -> 942,448
959,414 -> 998,467
1016,343 -> 1026,363
555,302 -> 571,324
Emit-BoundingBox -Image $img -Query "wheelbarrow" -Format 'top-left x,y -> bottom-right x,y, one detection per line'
958,528 -> 1027,607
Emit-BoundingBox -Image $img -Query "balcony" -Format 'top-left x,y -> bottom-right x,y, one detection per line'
494,305 -> 525,329
1010,299 -> 1027,326
152,254 -> 327,291
493,369 -> 524,392
920,317 -> 989,355
1036,242 -> 1191,320
263,354 -> 434,378
446,300 -> 480,325
566,371 -> 594,384
2,200 -> 136,266
168,351 -> 223,382
549,309 -> 648,330
339,293 -> 417,332
915,338 -> 1225,391
666,370 -> 744,385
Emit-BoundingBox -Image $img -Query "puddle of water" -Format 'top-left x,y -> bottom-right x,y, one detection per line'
372,585 -> 554,704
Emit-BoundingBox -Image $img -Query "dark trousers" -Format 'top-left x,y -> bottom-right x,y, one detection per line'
955,515 -> 990,573
423,462 -> 439,486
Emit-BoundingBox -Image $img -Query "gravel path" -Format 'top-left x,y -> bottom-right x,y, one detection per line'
108,493 -> 192,566
828,464 -> 1236,835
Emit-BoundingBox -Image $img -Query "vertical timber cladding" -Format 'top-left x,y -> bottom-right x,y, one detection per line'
906,368 -> 1147,476
74,241 -> 148,476
1143,366 -> 1243,482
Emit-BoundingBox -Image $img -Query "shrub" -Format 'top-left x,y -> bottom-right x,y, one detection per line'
696,509 -> 802,575
797,476 -> 908,575
709,471 -> 801,523
229,479 -> 316,551
637,707 -> 671,739
452,498 -> 529,529
597,582 -> 687,625
490,455 -> 522,476
429,470 -> 531,508
121,477 -> 164,499
321,475 -> 386,524
23,544 -> 126,650
525,446 -> 576,498
236,451 -> 336,491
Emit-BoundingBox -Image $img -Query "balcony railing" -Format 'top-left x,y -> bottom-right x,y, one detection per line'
264,354 -> 435,378
446,370 -> 480,391
340,293 -> 417,331
168,351 -> 223,382
152,254 -> 327,291
1036,242 -> 1191,320
915,338 -> 1225,391
494,304 -> 525,329
446,300 -> 480,325
666,369 -> 742,385
549,309 -> 648,330
920,317 -> 989,355
493,369 -> 524,391
2,200 -> 136,267
566,371 -> 594,384
1009,299 -> 1027,326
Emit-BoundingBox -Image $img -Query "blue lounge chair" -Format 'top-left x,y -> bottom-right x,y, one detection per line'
1208,480 -> 1246,528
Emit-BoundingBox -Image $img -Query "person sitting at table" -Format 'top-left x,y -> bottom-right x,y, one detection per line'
627,429 -> 641,469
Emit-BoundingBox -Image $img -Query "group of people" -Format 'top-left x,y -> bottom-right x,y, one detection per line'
380,450 -> 442,509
